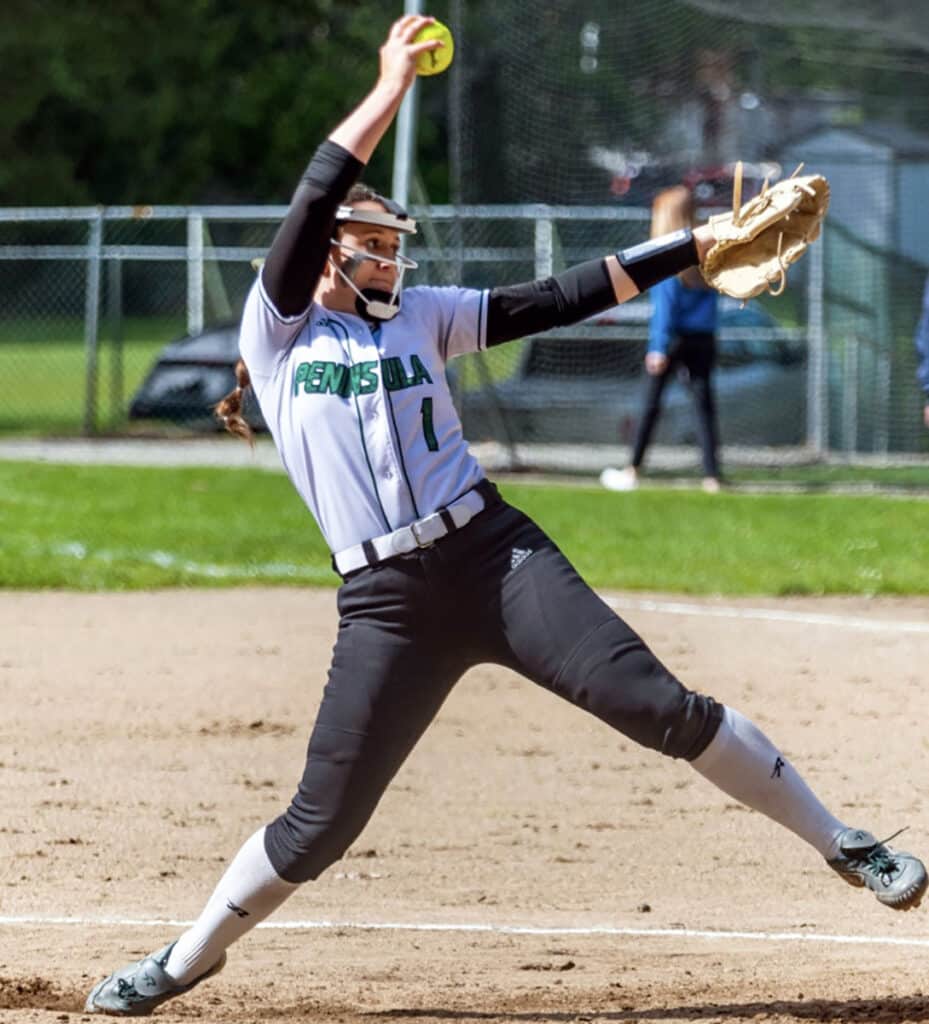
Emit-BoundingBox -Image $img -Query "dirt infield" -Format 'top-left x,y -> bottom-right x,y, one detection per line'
2,588 -> 928,1023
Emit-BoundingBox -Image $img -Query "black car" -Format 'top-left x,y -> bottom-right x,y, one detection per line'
455,298 -> 807,447
129,323 -> 265,431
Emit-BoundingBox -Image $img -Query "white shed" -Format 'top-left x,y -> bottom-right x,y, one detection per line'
781,121 -> 929,265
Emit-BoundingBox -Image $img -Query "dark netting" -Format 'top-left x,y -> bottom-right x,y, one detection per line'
434,0 -> 929,461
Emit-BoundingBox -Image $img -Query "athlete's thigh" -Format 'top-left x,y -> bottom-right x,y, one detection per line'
464,504 -> 620,677
266,562 -> 469,880
480,509 -> 703,753
489,519 -> 627,683
286,564 -> 458,827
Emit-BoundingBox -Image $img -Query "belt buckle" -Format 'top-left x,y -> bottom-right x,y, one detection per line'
410,512 -> 443,548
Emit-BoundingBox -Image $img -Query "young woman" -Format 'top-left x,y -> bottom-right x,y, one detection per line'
600,185 -> 722,493
85,15 -> 926,1017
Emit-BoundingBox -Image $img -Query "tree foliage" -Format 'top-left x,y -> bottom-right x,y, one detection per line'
1,0 -> 925,207
1,0 -> 450,205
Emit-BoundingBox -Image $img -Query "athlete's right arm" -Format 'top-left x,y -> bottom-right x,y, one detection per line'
260,142 -> 364,319
260,15 -> 441,320
329,15 -> 441,164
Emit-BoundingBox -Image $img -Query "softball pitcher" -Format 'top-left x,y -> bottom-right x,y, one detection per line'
86,15 -> 926,1016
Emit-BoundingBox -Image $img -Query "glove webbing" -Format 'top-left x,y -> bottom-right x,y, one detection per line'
729,160 -> 817,299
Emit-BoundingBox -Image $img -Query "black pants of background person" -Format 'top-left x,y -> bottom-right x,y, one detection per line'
630,330 -> 720,480
264,488 -> 723,883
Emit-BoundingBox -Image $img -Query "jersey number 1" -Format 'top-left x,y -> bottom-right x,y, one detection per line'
420,397 -> 439,452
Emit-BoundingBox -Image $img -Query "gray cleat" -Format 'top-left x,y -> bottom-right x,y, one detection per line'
827,828 -> 928,911
85,942 -> 226,1016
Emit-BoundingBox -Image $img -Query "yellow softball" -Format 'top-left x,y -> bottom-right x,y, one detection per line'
413,20 -> 454,76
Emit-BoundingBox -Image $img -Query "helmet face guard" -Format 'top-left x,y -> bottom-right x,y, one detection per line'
329,199 -> 418,321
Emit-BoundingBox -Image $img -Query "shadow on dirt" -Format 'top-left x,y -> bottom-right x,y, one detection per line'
6,980 -> 928,1023
367,997 -> 929,1024
0,976 -> 84,1011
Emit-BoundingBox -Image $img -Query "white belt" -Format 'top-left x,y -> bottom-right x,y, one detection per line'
333,485 -> 489,575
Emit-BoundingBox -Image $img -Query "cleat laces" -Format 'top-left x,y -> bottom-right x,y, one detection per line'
848,827 -> 907,885
115,978 -> 141,1002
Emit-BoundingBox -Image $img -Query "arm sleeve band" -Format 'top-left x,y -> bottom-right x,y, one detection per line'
617,228 -> 699,295
262,140 -> 365,317
485,257 -> 616,347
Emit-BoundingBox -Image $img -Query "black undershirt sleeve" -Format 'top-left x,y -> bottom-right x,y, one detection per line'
485,258 -> 617,347
262,140 -> 365,317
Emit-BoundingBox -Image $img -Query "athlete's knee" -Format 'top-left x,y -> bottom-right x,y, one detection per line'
557,617 -> 723,759
262,728 -> 381,883
663,688 -> 723,760
264,801 -> 370,883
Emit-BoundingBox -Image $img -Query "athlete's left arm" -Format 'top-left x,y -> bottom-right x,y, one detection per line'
485,223 -> 715,347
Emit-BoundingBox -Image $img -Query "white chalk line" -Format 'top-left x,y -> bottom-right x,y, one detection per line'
605,596 -> 929,636
36,540 -> 332,582
24,538 -> 929,635
2,914 -> 928,949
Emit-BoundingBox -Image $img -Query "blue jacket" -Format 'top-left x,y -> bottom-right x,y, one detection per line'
648,275 -> 719,355
916,273 -> 929,397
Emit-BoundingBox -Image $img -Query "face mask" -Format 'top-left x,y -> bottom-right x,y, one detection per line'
330,240 -> 418,321
329,202 -> 418,321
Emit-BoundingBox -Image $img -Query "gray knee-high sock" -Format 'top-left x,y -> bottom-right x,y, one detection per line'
691,705 -> 847,859
165,827 -> 298,984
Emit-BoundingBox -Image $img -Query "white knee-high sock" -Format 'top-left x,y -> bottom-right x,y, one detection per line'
691,706 -> 847,859
165,828 -> 298,985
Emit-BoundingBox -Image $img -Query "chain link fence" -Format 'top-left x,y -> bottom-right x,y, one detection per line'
0,204 -> 925,463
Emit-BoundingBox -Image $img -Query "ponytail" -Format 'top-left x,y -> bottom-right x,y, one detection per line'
214,359 -> 254,444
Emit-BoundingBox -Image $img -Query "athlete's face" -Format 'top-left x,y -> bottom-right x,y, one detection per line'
333,202 -> 403,294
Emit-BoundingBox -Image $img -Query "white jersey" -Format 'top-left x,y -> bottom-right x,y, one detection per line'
239,274 -> 490,553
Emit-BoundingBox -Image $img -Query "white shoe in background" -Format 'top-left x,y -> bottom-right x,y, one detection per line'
599,466 -> 639,492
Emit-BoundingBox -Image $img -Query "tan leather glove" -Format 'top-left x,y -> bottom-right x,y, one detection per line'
702,162 -> 830,302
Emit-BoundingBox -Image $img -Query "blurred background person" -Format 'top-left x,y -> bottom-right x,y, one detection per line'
600,185 -> 722,493
916,270 -> 929,429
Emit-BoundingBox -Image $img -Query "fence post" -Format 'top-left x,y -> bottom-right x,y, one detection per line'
874,263 -> 892,454
806,225 -> 827,456
83,211 -> 103,436
187,211 -> 204,336
842,332 -> 859,452
107,257 -> 124,427
534,212 -> 554,278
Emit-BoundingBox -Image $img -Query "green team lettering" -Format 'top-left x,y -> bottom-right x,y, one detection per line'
319,361 -> 348,396
350,361 -> 379,394
420,396 -> 439,452
409,354 -> 432,386
293,355 -> 433,398
380,357 -> 407,391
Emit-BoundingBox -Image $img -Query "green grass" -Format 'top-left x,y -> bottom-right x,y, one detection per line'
1,317 -> 184,433
3,460 -> 929,594
0,314 -> 184,346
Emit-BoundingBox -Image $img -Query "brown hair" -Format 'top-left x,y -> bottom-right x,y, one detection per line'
214,358 -> 254,444
650,185 -> 696,238
336,183 -> 388,238
344,182 -> 382,206
650,185 -> 704,288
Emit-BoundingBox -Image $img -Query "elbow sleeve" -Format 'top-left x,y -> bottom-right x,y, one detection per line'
262,141 -> 365,317
486,258 -> 615,346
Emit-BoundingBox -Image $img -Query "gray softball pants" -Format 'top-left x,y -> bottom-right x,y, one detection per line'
264,486 -> 722,883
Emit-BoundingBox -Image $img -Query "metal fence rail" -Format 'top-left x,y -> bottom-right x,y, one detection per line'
0,204 -> 924,458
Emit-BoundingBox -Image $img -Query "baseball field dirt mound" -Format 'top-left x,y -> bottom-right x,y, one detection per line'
1,588 -> 927,1024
